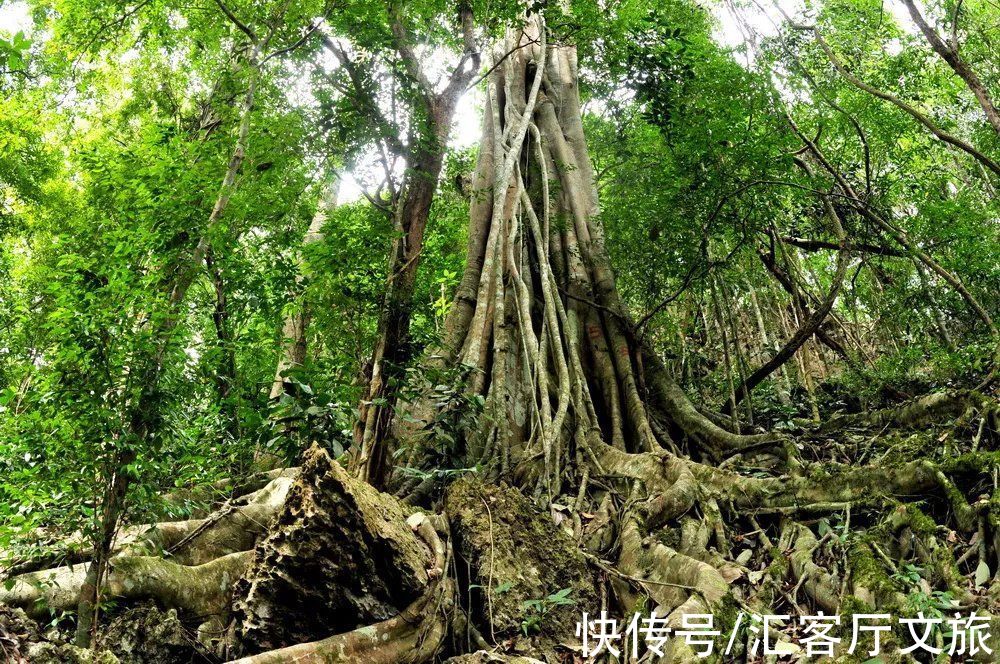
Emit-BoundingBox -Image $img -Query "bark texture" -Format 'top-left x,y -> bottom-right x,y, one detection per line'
231,445 -> 432,655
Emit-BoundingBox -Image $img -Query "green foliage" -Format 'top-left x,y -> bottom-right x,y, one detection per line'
0,0 -> 997,587
520,587 -> 575,636
890,562 -> 923,588
817,512 -> 852,544
395,360 -> 486,472
902,587 -> 956,646
265,372 -> 355,461
0,30 -> 30,71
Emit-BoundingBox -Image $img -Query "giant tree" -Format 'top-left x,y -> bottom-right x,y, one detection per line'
2,2 -> 1000,663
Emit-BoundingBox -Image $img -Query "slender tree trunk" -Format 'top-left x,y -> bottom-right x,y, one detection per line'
350,4 -> 480,488
207,245 -> 241,440
269,174 -> 340,401
353,144 -> 452,487
749,285 -> 792,405
719,275 -> 754,425
75,30 -> 272,646
724,192 -> 850,413
709,276 -> 741,431
913,258 -> 956,350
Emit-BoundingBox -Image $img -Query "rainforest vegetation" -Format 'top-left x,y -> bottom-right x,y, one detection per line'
0,0 -> 998,660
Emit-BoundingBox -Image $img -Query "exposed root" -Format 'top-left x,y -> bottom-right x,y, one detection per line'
445,653 -> 546,664
786,523 -> 842,612
0,472 -> 295,657
644,351 -> 785,459
0,550 -> 250,620
1,470 -> 295,579
138,472 -> 295,565
823,389 -> 994,431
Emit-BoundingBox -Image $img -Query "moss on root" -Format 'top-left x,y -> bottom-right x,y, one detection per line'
101,603 -> 211,664
846,540 -> 894,600
445,477 -> 598,648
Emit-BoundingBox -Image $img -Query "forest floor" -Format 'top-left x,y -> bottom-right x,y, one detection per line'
1,376 -> 998,663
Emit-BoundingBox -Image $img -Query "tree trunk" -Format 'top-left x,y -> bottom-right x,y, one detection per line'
353,147 -> 447,487
398,14 -> 775,499
350,3 -> 480,488
207,245 -> 241,441
269,174 -> 340,400
899,0 -> 1000,135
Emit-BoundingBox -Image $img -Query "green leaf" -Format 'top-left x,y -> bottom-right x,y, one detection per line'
975,560 -> 990,589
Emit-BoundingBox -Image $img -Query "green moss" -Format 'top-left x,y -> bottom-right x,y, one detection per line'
838,595 -> 872,616
846,541 -> 893,598
836,596 -> 881,664
766,550 -> 789,580
941,451 -> 1000,474
629,594 -> 649,618
900,504 -> 936,536
655,527 -> 680,549
989,489 -> 1000,527
713,593 -> 740,636
445,477 -> 598,644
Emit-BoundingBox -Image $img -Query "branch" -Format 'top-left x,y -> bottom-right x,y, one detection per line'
76,0 -> 154,56
950,0 -> 964,52
260,20 -> 323,65
214,0 -> 258,42
788,19 -> 1000,177
760,14 -> 875,197
320,33 -> 407,157
897,0 -> 1000,134
388,2 -> 433,96
441,1 -> 481,100
635,263 -> 703,333
784,109 -> 998,336
781,235 -> 905,257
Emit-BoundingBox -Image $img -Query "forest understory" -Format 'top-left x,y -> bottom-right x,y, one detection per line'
1,0 -> 999,662
3,358 -> 999,664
